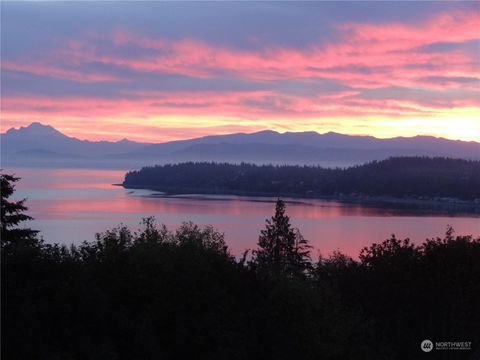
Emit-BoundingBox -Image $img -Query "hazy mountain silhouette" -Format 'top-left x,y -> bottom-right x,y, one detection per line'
2,122 -> 479,168
2,122 -> 146,157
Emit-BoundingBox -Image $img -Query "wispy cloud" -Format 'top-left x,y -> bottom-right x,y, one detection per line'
2,3 -> 479,141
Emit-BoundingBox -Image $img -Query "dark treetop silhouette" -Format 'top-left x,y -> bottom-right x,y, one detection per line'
2,173 -> 479,360
253,199 -> 312,278
0,173 -> 38,248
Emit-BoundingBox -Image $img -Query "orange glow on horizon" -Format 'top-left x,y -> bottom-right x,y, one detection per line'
2,7 -> 479,144
2,112 -> 479,143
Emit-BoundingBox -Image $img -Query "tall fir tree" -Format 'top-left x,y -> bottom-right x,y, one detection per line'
255,199 -> 311,277
1,173 -> 38,248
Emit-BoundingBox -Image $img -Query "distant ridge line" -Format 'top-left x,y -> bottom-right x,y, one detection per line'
2,122 -> 479,168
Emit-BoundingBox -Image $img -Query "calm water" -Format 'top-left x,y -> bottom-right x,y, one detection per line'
6,167 -> 480,257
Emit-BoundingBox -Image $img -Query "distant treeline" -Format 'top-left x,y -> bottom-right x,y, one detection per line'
124,157 -> 480,200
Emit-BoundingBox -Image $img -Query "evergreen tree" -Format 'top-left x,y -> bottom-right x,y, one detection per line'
0,173 -> 38,247
254,199 -> 311,277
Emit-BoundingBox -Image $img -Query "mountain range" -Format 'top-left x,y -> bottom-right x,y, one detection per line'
2,122 -> 480,169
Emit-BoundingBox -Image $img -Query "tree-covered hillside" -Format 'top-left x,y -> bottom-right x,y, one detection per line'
124,157 -> 480,200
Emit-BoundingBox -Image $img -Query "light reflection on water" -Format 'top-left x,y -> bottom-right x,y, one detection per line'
6,167 -> 480,257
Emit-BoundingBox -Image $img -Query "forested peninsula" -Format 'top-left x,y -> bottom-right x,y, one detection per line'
123,157 -> 480,202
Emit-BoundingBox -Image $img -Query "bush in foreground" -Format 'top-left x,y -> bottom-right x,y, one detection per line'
2,218 -> 382,360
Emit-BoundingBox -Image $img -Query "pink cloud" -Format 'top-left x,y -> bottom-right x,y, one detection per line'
4,86 -> 459,126
2,60 -> 124,83
3,9 -> 478,89
58,10 -> 479,86
2,9 -> 479,141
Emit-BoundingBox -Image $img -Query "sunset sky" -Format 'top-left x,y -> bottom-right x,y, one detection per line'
2,1 -> 479,143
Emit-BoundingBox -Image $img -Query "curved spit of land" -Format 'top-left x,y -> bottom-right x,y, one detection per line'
122,157 -> 480,213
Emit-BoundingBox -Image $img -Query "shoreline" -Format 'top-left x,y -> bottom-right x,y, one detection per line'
119,183 -> 480,215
